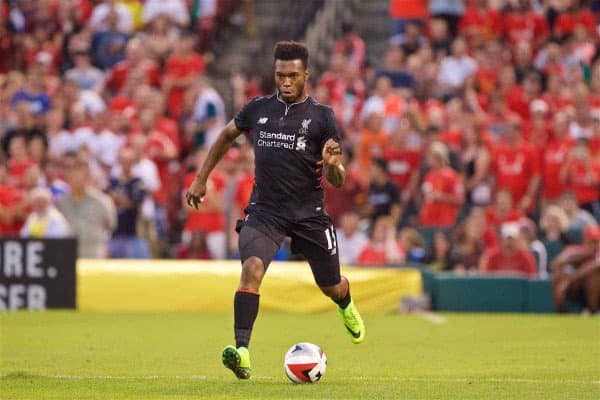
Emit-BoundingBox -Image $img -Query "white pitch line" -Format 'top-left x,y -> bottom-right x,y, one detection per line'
418,312 -> 447,325
5,375 -> 598,385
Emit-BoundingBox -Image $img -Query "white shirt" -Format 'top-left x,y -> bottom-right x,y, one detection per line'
337,231 -> 369,265
193,87 -> 226,147
437,56 -> 477,88
89,3 -> 133,33
143,0 -> 189,25
89,129 -> 126,167
20,207 -> 71,239
48,129 -> 76,157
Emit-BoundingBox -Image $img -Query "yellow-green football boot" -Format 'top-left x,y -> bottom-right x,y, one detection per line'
337,299 -> 365,344
222,345 -> 251,379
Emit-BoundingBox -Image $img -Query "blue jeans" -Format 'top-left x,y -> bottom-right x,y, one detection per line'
109,236 -> 151,259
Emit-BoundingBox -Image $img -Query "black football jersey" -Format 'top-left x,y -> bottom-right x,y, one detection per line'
234,92 -> 342,219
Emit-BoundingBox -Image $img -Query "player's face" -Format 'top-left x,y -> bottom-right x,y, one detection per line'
274,59 -> 308,103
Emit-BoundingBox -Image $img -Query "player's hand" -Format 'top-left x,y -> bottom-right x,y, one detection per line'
185,178 -> 206,210
322,139 -> 342,167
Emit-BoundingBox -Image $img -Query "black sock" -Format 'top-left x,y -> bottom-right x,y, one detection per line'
234,291 -> 260,348
335,288 -> 351,309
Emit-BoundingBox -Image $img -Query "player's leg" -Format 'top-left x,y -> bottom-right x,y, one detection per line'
291,221 -> 365,344
222,224 -> 282,379
583,269 -> 600,313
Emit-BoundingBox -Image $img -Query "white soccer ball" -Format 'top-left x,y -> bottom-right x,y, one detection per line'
284,342 -> 327,383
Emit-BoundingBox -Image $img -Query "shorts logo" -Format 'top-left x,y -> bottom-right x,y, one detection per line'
324,225 -> 337,256
258,117 -> 268,124
299,119 -> 311,135
295,136 -> 307,151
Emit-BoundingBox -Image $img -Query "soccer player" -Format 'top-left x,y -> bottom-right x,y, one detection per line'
185,41 -> 365,380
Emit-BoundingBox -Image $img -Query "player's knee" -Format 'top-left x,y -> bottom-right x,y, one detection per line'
240,257 -> 266,289
319,282 -> 344,300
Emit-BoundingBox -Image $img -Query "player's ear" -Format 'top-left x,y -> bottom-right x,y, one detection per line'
304,68 -> 310,81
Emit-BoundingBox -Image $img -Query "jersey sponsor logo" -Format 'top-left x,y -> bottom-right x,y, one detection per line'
295,136 -> 307,151
258,117 -> 268,124
257,130 -> 309,152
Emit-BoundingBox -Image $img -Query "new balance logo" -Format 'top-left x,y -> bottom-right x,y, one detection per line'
258,117 -> 268,124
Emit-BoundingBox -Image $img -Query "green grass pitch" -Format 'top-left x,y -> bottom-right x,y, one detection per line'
1,312 -> 599,399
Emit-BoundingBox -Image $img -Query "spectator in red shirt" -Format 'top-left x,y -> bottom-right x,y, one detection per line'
162,32 -> 205,119
542,111 -> 574,202
458,0 -> 502,47
491,117 -> 541,213
4,132 -> 37,188
182,149 -> 226,259
559,138 -> 600,213
357,216 -> 405,266
485,189 -> 524,228
502,0 -> 549,49
553,4 -> 596,38
480,222 -> 537,278
105,38 -> 160,93
505,71 -> 544,121
419,141 -> 465,228
324,147 -> 366,226
332,22 -> 366,72
0,161 -> 27,236
383,120 -> 421,209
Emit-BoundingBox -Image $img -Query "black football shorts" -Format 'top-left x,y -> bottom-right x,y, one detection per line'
237,210 -> 341,287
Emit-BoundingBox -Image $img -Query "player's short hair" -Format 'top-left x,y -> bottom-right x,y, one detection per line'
274,41 -> 309,69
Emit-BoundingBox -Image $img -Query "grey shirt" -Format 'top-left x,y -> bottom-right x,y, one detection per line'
57,188 -> 117,258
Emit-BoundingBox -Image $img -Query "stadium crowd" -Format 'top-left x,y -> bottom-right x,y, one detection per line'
0,0 -> 599,283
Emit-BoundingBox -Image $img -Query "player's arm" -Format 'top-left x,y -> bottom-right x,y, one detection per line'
186,120 -> 242,209
322,139 -> 346,188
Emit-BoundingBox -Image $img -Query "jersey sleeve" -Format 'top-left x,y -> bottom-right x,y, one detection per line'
234,97 -> 261,132
321,107 -> 342,148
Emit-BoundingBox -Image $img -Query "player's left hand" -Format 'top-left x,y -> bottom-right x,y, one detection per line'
185,178 -> 206,210
322,139 -> 342,167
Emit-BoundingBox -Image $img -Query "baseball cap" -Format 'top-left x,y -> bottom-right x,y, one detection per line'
501,222 -> 520,239
530,99 -> 549,114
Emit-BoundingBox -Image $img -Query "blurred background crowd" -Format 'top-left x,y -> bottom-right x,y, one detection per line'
1,0 -> 599,279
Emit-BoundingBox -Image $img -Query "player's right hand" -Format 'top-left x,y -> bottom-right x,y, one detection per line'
185,178 -> 206,210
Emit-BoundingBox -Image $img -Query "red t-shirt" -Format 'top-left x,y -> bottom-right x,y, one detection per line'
106,60 -> 160,92
459,6 -> 503,39
383,148 -> 421,188
183,171 -> 226,233
8,158 -> 37,188
234,172 -> 255,216
323,167 -> 366,226
357,244 -> 387,266
565,159 -> 600,205
485,206 -> 524,228
481,246 -> 537,277
491,140 -> 540,202
164,53 -> 205,118
502,11 -> 548,47
0,184 -> 25,235
542,137 -> 573,200
389,0 -> 427,19
419,167 -> 464,228
554,10 -> 596,37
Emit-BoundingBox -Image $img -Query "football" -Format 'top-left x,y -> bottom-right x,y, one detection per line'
284,342 -> 327,383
